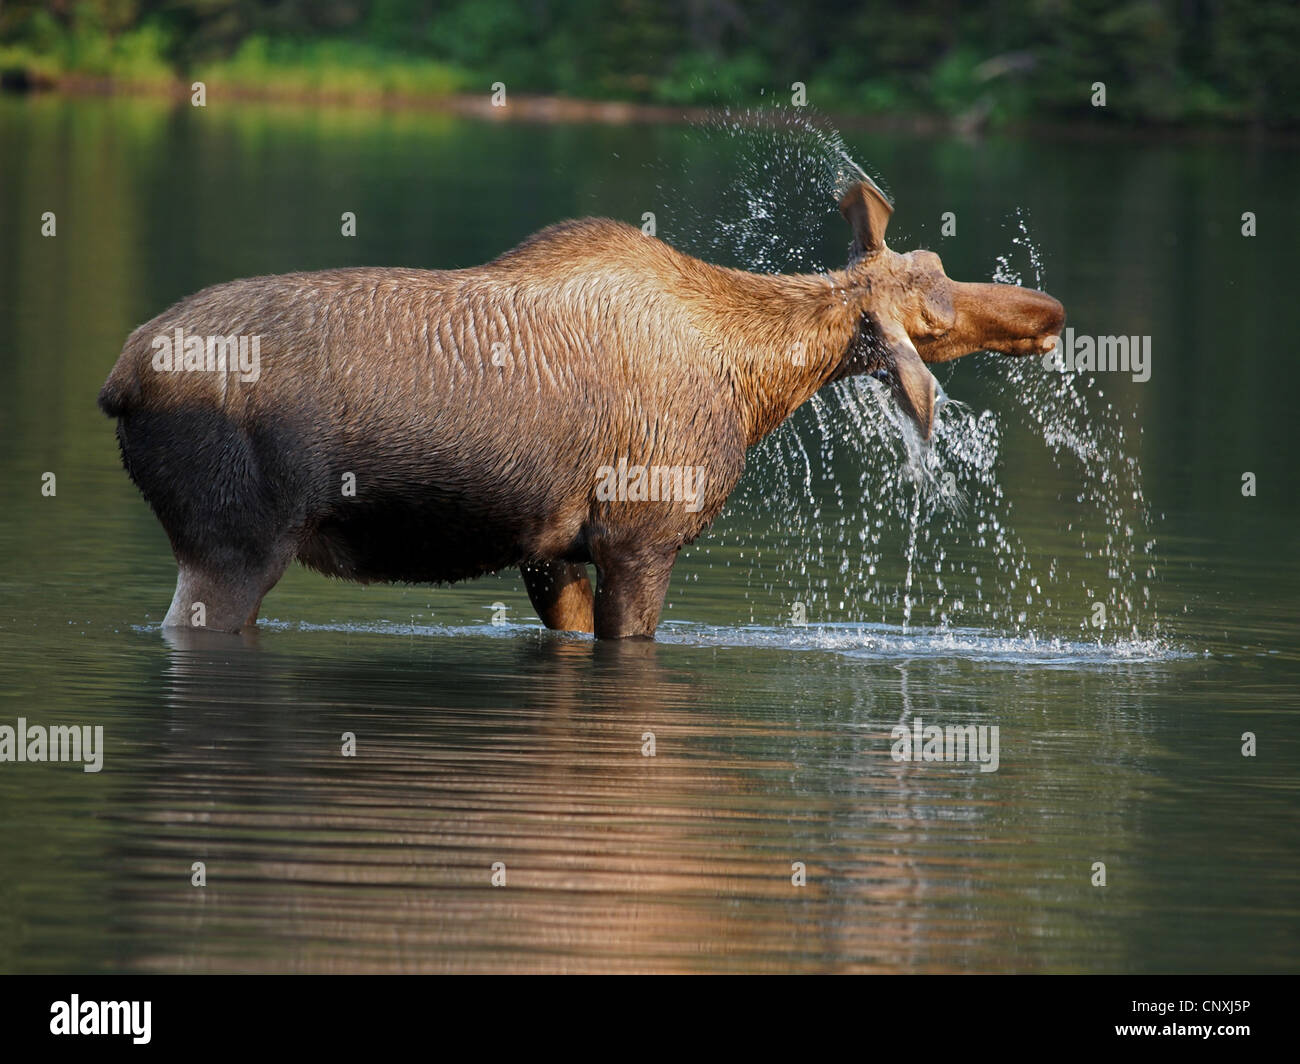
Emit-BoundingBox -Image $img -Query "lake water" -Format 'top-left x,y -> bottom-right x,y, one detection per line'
0,96 -> 1297,973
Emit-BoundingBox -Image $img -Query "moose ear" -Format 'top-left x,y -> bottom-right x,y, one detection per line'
839,179 -> 893,257
871,313 -> 936,440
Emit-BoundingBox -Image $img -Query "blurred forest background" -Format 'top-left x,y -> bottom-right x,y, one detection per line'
0,0 -> 1295,127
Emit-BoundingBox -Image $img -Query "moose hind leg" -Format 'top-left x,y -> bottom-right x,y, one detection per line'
590,543 -> 677,640
163,540 -> 296,633
521,560 -> 595,634
119,406 -> 307,634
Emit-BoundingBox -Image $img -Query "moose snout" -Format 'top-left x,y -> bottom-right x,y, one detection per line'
950,282 -> 1065,358
1028,291 -> 1066,348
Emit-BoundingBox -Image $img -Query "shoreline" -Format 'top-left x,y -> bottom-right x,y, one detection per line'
3,73 -> 1294,145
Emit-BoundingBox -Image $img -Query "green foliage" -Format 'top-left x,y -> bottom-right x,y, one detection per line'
0,3 -> 174,87
195,35 -> 465,100
0,0 -> 1296,126
654,50 -> 768,106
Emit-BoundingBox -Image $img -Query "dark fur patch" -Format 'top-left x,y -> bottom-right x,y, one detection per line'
299,493 -> 531,584
114,405 -> 312,573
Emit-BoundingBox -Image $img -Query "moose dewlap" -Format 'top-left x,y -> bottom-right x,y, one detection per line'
99,179 -> 1064,639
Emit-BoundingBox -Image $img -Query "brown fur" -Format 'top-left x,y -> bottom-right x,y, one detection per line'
98,181 -> 1064,638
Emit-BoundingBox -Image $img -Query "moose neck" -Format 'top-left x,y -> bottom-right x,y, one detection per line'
684,261 -> 868,447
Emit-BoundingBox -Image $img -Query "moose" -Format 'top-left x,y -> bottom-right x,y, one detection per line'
99,178 -> 1064,639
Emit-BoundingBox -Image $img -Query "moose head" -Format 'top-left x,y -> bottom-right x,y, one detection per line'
838,179 -> 1065,438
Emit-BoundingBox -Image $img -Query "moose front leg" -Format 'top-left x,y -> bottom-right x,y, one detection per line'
590,542 -> 678,639
521,560 -> 595,634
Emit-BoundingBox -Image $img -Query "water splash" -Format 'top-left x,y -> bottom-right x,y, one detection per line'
654,107 -> 889,273
207,618 -> 1191,667
989,211 -> 1159,641
657,108 -> 1165,652
655,621 -> 1188,667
